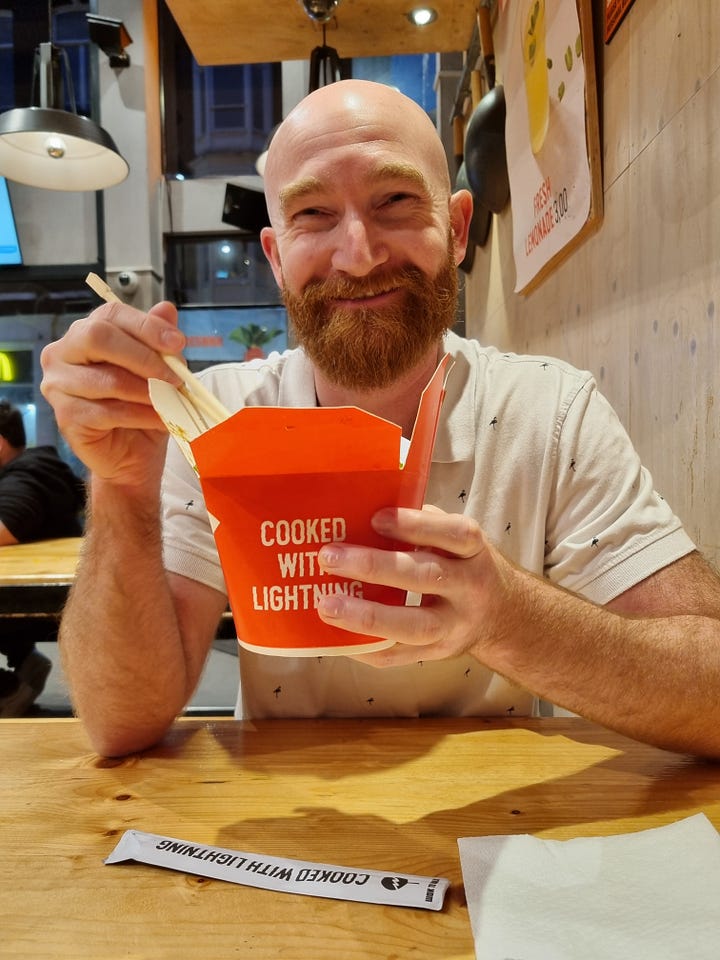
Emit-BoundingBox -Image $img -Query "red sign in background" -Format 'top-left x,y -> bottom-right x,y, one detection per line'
605,0 -> 637,42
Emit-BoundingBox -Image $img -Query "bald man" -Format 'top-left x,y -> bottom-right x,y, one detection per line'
41,80 -> 720,758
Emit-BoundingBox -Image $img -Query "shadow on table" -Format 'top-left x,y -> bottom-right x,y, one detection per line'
87,717 -> 720,958
201,718 -> 720,882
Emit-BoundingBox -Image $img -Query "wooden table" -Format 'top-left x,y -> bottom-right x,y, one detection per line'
0,537 -> 240,639
0,536 -> 82,615
3,716 -> 720,958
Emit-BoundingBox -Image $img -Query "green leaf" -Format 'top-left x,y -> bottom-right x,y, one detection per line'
228,323 -> 284,348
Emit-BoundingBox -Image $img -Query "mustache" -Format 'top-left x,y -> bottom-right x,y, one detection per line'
288,265 -> 428,303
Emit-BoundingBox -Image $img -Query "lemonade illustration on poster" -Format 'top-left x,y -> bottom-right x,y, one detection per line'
501,0 -> 592,292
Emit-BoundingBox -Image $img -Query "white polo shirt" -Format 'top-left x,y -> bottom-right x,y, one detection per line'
162,332 -> 694,719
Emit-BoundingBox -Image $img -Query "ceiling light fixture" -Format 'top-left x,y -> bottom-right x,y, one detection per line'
299,0 -> 343,23
407,6 -> 438,27
253,0 -> 344,187
298,0 -> 345,92
0,3 -> 129,192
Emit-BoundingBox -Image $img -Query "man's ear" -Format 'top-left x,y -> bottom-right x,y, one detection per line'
449,189 -> 474,266
260,227 -> 283,288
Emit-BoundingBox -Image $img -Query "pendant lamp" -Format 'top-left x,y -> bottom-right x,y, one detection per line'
298,0 -> 345,93
0,19 -> 129,192
256,1 -> 345,175
299,1 -> 343,23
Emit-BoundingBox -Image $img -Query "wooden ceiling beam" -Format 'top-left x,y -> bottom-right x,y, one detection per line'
163,0 -> 478,67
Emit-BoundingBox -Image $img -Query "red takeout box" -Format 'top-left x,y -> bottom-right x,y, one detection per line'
164,355 -> 452,656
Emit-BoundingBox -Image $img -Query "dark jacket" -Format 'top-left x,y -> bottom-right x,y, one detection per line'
0,446 -> 86,542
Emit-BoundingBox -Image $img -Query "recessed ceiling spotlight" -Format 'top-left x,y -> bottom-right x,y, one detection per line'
407,6 -> 438,26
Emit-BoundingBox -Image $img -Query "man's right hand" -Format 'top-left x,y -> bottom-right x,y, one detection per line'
40,300 -> 186,489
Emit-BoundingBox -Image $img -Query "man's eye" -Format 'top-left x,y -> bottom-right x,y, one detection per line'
380,192 -> 421,211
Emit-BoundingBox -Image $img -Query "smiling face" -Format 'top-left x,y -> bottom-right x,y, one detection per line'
260,80 -> 471,390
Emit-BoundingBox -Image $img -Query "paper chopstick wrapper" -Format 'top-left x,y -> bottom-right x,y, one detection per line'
106,829 -> 449,911
150,354 -> 454,657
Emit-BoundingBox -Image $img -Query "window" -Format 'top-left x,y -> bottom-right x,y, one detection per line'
52,7 -> 92,116
165,235 -> 287,370
0,12 -> 13,112
178,305 -> 289,372
159,0 -> 281,179
165,234 -> 282,307
192,62 -> 277,174
0,1 -> 91,116
352,54 -> 437,122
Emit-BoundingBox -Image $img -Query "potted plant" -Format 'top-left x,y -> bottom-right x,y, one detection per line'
228,322 -> 284,361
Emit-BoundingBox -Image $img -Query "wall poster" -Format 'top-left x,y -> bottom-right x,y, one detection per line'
499,0 -> 602,294
605,0 -> 638,42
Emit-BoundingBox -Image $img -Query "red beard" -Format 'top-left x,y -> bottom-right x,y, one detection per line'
282,252 -> 458,391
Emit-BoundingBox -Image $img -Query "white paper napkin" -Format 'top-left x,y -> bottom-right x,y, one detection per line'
458,813 -> 720,959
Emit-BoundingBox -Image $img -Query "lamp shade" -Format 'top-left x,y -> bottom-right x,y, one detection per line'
0,106 -> 129,192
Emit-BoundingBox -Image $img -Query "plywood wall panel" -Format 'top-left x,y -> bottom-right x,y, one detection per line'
464,0 -> 720,563
626,67 -> 720,561
628,0 -> 719,161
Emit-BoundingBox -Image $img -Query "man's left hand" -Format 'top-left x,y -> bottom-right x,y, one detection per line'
316,505 -> 509,666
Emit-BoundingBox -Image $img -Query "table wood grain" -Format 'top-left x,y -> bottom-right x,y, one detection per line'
2,716 -> 719,958
0,537 -> 82,616
0,536 -> 82,586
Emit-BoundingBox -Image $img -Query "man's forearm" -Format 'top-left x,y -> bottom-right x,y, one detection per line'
60,478 -> 191,756
484,558 -> 720,757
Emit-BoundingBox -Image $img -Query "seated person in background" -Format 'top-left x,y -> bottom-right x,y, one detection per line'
40,80 -> 720,759
0,399 -> 86,716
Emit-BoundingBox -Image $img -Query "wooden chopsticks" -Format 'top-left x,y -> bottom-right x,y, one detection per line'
85,272 -> 229,428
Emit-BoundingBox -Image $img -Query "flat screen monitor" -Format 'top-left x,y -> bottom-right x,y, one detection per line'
0,176 -> 22,266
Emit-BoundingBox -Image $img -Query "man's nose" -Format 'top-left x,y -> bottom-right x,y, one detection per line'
330,216 -> 389,276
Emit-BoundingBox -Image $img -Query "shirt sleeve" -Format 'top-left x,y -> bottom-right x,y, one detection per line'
161,439 -> 228,596
543,379 -> 695,604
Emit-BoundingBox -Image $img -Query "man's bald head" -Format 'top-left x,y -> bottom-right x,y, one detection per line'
263,80 -> 451,224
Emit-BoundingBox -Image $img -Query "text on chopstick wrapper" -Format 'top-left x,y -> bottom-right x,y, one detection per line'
105,829 -> 449,910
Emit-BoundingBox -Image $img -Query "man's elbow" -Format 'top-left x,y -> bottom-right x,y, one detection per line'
81,716 -> 172,758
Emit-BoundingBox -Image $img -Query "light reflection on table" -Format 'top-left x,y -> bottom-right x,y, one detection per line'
3,714 -> 720,958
